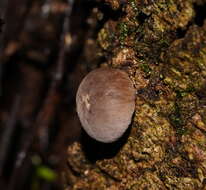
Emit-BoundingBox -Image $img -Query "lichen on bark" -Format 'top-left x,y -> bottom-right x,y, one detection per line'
65,0 -> 206,189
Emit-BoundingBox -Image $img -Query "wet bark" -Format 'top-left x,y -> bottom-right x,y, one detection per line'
66,0 -> 206,189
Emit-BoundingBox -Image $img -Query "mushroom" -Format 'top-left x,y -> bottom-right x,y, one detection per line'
76,68 -> 136,143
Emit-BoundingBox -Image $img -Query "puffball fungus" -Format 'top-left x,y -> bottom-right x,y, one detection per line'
76,68 -> 136,143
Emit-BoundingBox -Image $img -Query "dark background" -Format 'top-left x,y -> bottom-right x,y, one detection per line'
0,0 -> 106,189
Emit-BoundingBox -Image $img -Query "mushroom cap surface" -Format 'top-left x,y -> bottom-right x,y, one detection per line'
76,68 -> 136,143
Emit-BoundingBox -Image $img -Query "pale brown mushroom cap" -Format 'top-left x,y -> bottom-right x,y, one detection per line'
76,68 -> 136,143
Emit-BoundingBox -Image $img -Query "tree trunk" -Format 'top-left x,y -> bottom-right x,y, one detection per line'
65,0 -> 206,189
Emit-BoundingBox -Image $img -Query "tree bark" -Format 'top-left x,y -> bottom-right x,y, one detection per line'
65,0 -> 206,189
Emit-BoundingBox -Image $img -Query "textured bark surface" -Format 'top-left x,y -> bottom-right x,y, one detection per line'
65,0 -> 206,189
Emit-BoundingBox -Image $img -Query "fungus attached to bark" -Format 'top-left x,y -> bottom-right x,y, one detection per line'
76,68 -> 136,143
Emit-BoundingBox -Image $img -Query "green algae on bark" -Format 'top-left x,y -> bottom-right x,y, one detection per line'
65,0 -> 206,189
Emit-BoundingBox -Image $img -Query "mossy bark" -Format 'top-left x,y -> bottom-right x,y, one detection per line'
65,0 -> 206,189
